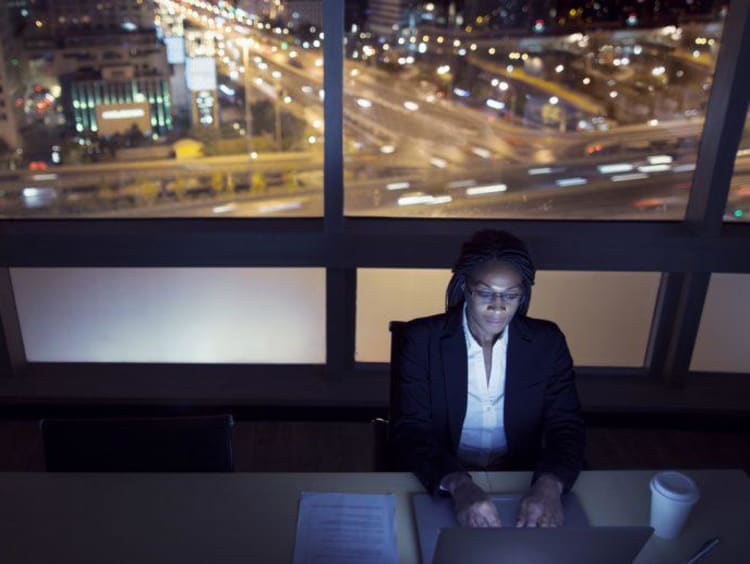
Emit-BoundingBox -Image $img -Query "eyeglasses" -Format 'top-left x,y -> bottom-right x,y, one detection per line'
466,280 -> 523,305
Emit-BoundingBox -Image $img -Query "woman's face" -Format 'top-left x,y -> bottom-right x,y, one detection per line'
464,261 -> 524,346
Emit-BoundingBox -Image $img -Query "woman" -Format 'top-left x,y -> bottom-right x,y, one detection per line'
391,230 -> 585,528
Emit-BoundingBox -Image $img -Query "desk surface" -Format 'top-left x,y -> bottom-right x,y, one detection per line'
1,470 -> 748,563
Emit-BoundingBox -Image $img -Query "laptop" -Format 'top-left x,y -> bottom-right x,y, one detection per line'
412,492 -> 590,564
432,526 -> 654,564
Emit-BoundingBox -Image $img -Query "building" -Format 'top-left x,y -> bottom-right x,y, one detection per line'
64,71 -> 172,135
24,30 -> 170,85
23,28 -> 173,138
25,0 -> 156,36
367,0 -> 418,36
285,1 -> 324,28
0,1 -> 21,153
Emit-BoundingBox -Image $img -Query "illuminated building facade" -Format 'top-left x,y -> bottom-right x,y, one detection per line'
66,75 -> 172,135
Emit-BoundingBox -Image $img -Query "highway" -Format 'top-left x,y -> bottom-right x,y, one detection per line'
0,0 -> 741,221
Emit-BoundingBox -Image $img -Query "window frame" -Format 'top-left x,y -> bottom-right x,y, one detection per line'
0,0 -> 749,413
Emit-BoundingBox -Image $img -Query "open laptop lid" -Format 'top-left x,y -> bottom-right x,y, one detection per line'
433,526 -> 654,564
412,492 -> 589,564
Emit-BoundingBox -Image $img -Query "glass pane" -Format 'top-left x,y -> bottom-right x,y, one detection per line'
11,268 -> 326,363
0,2 -> 322,217
344,3 -> 728,219
356,269 -> 660,367
725,107 -> 750,221
691,274 -> 750,373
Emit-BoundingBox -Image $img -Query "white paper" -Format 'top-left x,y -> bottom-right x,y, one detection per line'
293,492 -> 398,564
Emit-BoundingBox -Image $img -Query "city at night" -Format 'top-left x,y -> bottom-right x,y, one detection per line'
0,0 -> 746,218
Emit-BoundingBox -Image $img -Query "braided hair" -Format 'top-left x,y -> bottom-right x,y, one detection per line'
445,230 -> 536,316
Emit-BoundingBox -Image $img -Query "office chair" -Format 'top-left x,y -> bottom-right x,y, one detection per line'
41,414 -> 235,472
371,321 -> 408,471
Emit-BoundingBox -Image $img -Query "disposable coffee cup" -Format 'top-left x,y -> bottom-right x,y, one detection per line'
649,471 -> 700,539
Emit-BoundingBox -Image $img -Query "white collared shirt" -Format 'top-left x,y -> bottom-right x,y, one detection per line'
457,306 -> 509,468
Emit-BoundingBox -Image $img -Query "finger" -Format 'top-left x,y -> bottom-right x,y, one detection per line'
524,504 -> 543,528
516,500 -> 529,527
476,502 -> 502,527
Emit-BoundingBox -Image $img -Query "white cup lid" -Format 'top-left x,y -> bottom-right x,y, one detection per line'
651,471 -> 700,503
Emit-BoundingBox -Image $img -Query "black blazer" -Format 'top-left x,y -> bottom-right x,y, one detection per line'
391,306 -> 585,494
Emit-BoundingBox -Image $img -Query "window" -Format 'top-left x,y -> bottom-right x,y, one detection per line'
0,2 -> 326,218
343,2 -> 728,220
691,274 -> 750,373
11,268 -> 326,363
356,269 -> 660,367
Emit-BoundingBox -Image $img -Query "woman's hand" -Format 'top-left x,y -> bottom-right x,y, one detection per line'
516,474 -> 564,528
441,472 -> 502,528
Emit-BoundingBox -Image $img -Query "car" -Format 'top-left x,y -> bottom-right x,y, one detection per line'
28,161 -> 48,171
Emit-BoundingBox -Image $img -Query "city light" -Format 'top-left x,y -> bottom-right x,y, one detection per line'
612,173 -> 649,182
528,168 -> 554,175
647,155 -> 674,165
598,163 -> 634,174
471,147 -> 492,159
386,182 -> 410,191
638,164 -> 671,173
556,177 -> 587,187
466,184 -> 507,196
446,179 -> 476,189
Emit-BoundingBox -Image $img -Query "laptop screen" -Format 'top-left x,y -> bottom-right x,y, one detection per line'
433,526 -> 653,564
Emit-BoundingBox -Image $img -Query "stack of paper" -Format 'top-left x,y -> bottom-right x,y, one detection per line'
293,492 -> 398,564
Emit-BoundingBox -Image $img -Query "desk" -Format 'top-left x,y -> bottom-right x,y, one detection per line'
0,470 -> 747,563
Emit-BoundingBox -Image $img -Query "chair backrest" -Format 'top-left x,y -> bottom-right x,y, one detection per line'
370,321 -> 409,471
41,414 -> 234,472
388,320 -> 409,413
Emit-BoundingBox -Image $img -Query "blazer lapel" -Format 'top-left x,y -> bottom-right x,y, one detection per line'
440,307 -> 468,450
505,316 -> 535,452
505,316 -> 535,393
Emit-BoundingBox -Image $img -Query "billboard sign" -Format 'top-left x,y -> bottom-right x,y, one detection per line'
186,57 -> 217,91
95,102 -> 152,136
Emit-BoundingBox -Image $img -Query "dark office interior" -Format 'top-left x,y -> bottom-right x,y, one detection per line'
1,1 -> 749,478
